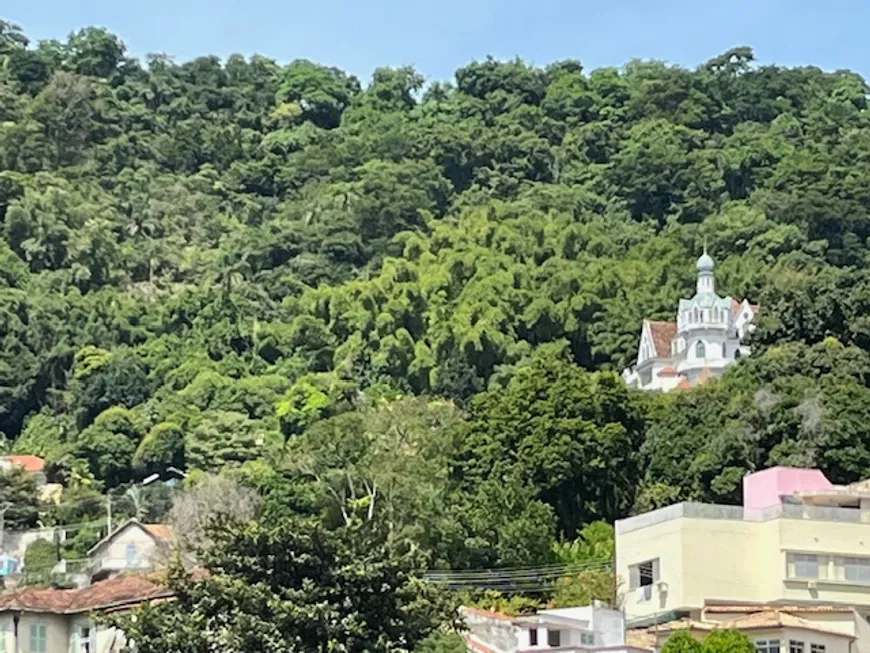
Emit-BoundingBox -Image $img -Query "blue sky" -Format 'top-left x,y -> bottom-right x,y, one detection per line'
3,0 -> 868,83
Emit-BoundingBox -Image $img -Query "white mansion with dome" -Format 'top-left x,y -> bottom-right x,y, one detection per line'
621,251 -> 758,392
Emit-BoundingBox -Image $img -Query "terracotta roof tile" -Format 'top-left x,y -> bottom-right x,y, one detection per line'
641,610 -> 854,641
0,574 -> 171,614
2,455 -> 45,473
142,524 -> 173,541
460,606 -> 514,621
704,604 -> 852,614
718,611 -> 852,637
657,366 -> 679,376
626,629 -> 657,650
731,299 -> 742,316
677,378 -> 693,390
647,321 -> 676,357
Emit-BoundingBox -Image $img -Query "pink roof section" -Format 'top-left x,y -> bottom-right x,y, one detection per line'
743,467 -> 833,511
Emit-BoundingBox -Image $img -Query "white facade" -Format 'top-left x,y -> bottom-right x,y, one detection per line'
463,603 -> 649,653
622,252 -> 757,391
86,520 -> 172,581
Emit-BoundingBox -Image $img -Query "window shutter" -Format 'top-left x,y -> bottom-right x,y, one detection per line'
629,565 -> 640,589
651,558 -> 660,582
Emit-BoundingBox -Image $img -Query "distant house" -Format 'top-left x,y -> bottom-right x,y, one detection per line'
0,573 -> 171,653
621,252 -> 757,392
463,602 -> 649,653
86,520 -> 175,582
627,608 -> 855,653
0,455 -> 47,486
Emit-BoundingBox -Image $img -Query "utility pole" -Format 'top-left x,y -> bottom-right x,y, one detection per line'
106,494 -> 113,535
0,502 -> 11,552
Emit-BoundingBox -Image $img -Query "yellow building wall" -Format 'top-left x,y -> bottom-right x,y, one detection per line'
617,515 -> 685,620
679,518 -> 778,607
618,511 -> 870,622
12,613 -> 70,653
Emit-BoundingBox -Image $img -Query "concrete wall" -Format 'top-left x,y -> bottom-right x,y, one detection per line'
2,612 -> 71,653
618,506 -> 870,622
780,626 -> 852,653
617,511 -> 684,618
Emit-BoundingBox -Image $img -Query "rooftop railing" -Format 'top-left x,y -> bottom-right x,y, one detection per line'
615,501 -> 869,534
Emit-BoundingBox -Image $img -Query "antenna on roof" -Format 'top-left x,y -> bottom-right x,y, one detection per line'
703,236 -> 708,255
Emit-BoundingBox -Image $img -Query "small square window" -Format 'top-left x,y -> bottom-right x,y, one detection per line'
547,629 -> 562,648
789,641 -> 804,653
629,558 -> 660,589
811,645 -> 826,653
581,631 -> 595,646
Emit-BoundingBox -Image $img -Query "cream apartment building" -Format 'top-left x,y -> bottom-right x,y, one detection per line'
616,467 -> 870,651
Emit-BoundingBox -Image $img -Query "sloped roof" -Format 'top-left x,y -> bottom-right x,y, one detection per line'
657,365 -> 679,376
142,524 -> 173,541
705,603 -> 853,614
2,455 -> 45,473
640,610 -> 853,641
87,519 -> 175,556
0,574 -> 171,614
647,321 -> 677,357
722,611 -> 852,637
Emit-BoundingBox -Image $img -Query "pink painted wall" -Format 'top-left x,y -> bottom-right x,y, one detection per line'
742,466 -> 833,510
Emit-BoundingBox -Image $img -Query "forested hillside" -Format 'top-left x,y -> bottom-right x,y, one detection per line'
3,20 -> 870,571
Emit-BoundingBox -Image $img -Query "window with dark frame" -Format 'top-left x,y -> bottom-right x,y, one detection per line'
529,628 -> 538,646
547,629 -> 561,648
629,558 -> 660,590
789,641 -> 804,653
810,645 -> 826,653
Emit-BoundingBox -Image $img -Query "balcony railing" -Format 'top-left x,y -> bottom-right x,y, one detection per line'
616,501 -> 870,534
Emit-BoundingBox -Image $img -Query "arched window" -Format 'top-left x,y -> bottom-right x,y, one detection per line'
695,341 -> 706,359
735,349 -> 741,360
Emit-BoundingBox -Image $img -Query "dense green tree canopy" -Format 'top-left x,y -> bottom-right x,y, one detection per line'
116,517 -> 454,653
4,21 -> 870,636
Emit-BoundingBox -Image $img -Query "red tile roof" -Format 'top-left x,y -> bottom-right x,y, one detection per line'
731,298 -> 742,316
2,455 -> 45,473
142,524 -> 173,541
657,365 -> 679,376
0,574 -> 171,614
647,321 -> 676,357
677,378 -> 693,390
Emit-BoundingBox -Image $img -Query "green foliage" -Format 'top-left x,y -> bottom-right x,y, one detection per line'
414,632 -> 468,653
552,521 -> 614,563
116,517 -> 456,652
0,466 -> 41,529
456,356 -> 645,537
4,23 -> 870,626
662,631 -> 704,653
551,569 -> 614,609
702,630 -> 756,653
133,422 -> 185,476
24,538 -> 57,574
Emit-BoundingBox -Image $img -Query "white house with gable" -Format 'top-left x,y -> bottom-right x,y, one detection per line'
463,602 -> 650,653
622,251 -> 758,392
